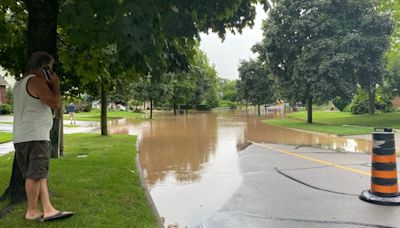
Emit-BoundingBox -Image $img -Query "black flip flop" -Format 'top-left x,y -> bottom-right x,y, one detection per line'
25,215 -> 43,222
43,211 -> 74,222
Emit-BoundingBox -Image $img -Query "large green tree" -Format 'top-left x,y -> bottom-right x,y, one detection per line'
0,0 -> 61,215
0,1 -> 26,77
238,59 -> 274,115
354,1 -> 393,114
1,0 -> 268,135
255,0 -> 392,123
380,0 -> 400,65
218,78 -> 238,102
170,73 -> 196,114
189,51 -> 219,109
380,1 -> 400,99
0,0 -> 268,213
132,74 -> 172,119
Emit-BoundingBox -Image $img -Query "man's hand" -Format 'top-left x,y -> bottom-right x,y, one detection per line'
46,73 -> 60,91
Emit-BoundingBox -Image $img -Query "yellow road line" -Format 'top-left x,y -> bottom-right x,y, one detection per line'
250,142 -> 371,177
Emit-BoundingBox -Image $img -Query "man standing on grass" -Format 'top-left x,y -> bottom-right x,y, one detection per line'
67,102 -> 76,124
13,52 -> 73,222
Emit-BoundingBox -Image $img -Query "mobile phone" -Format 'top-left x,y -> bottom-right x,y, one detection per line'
42,66 -> 52,81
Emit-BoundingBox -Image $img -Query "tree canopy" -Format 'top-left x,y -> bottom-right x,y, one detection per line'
1,0 -> 268,89
238,59 -> 274,115
255,0 -> 392,122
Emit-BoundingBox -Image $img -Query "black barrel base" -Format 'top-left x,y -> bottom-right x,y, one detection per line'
360,190 -> 400,206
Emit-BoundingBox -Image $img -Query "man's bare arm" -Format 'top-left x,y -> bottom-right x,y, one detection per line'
29,75 -> 61,109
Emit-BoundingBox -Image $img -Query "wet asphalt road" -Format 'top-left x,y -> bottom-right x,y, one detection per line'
202,143 -> 400,228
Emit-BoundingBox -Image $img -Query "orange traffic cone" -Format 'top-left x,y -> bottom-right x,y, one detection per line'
360,128 -> 400,205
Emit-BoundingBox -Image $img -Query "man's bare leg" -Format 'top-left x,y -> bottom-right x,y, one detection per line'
39,179 -> 58,217
25,179 -> 42,220
39,179 -> 73,219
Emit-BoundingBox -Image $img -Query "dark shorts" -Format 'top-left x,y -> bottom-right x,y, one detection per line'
14,141 -> 50,180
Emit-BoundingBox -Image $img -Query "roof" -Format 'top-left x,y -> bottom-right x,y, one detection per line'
0,76 -> 8,86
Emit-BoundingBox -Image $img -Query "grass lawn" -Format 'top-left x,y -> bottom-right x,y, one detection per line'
63,111 -> 147,122
288,111 -> 400,128
64,124 -> 80,128
0,132 -> 13,143
263,110 -> 400,135
0,134 -> 157,227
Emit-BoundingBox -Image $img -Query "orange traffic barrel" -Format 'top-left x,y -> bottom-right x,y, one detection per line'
360,128 -> 400,205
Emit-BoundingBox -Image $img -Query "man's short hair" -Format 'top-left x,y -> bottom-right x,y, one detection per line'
27,52 -> 54,72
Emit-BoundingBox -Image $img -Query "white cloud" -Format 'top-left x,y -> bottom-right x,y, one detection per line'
199,5 -> 267,80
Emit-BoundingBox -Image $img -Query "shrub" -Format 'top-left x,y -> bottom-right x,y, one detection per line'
375,87 -> 393,113
0,104 -> 12,114
133,108 -> 144,113
348,88 -> 393,114
82,103 -> 92,112
179,104 -> 192,110
219,100 -> 237,109
343,104 -> 351,112
196,104 -> 210,111
332,96 -> 350,111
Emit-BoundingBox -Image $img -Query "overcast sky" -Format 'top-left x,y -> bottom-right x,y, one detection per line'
199,5 -> 268,80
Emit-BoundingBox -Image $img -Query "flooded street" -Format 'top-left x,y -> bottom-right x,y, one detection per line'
108,110 -> 372,227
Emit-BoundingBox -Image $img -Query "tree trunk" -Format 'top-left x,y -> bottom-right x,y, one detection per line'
101,82 -> 108,136
306,89 -> 313,124
27,1 -> 58,63
150,99 -> 153,119
173,103 -> 177,115
0,156 -> 26,204
60,100 -> 64,156
2,0 -> 59,204
28,0 -> 61,158
257,104 -> 261,116
368,87 -> 376,114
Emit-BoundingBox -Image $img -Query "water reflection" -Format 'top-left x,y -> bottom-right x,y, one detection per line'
139,114 -> 218,186
242,112 -> 371,153
106,110 -> 372,227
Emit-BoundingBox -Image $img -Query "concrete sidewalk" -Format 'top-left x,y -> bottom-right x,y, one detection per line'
201,143 -> 400,228
0,117 -> 99,156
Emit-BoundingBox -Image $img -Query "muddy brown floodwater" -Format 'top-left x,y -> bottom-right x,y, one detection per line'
107,110 -> 372,227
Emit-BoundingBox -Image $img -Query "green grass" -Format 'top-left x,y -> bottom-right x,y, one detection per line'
64,124 -> 79,128
288,111 -> 400,128
263,110 -> 400,135
64,111 -> 147,122
265,118 -> 373,136
0,134 -> 157,227
0,132 -> 13,143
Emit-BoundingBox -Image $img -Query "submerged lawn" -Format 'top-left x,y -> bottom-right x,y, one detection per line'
0,134 -> 157,228
63,111 -> 147,122
265,118 -> 373,136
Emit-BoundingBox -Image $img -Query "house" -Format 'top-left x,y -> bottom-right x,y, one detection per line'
0,76 -> 8,104
393,96 -> 400,110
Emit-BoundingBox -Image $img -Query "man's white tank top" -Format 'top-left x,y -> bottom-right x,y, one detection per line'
13,74 -> 53,143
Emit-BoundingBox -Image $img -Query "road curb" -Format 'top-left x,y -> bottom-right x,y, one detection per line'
135,138 -> 164,228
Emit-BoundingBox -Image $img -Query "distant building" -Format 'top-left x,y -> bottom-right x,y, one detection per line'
393,96 -> 400,110
0,76 -> 8,104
